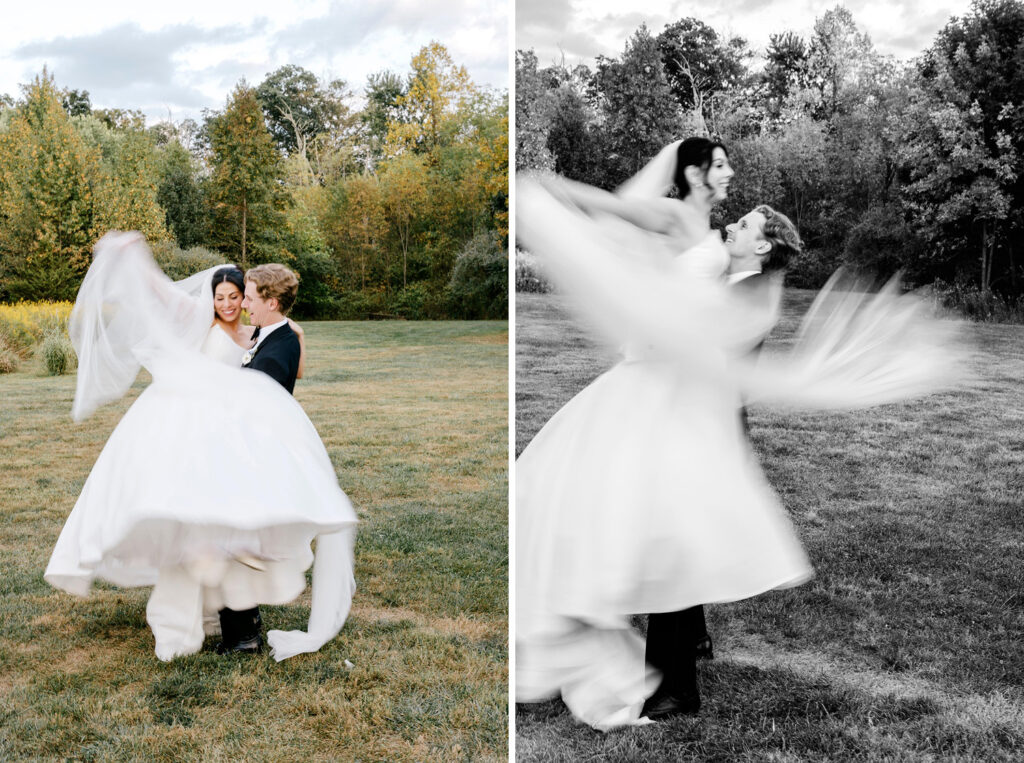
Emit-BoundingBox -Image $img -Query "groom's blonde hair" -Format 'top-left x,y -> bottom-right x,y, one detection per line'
754,205 -> 802,269
245,263 -> 299,315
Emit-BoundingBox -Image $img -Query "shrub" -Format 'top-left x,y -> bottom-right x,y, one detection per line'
514,248 -> 550,293
785,247 -> 841,290
40,330 -> 77,375
150,241 -> 227,281
389,282 -> 430,320
335,289 -> 386,320
447,231 -> 508,319
929,279 -> 1024,324
843,206 -> 918,276
290,249 -> 345,320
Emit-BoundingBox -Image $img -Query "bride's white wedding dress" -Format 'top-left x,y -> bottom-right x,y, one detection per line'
515,174 -> 966,730
516,213 -> 811,729
45,232 -> 357,661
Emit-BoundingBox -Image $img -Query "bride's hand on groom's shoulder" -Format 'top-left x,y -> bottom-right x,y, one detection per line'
288,319 -> 307,380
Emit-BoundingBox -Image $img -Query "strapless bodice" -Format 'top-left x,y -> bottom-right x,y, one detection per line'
200,324 -> 247,366
671,230 -> 729,281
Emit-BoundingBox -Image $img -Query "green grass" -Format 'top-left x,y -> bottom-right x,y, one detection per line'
515,291 -> 1024,761
0,320 -> 508,762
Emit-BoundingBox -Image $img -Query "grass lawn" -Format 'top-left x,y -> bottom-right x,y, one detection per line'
515,291 -> 1024,761
0,320 -> 508,762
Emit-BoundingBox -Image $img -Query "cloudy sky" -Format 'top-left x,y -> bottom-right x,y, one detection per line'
517,0 -> 975,68
1,0 -> 509,124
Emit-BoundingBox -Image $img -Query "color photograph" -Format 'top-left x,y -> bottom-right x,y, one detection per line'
0,1 -> 508,760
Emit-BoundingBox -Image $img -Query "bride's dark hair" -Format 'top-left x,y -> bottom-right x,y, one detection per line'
211,265 -> 245,295
673,137 -> 728,198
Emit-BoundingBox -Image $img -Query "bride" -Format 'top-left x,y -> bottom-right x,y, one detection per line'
45,232 -> 357,662
517,138 -> 811,730
516,139 -> 963,730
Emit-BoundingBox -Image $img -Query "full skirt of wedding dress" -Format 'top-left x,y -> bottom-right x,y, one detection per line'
45,354 -> 357,661
516,354 -> 812,728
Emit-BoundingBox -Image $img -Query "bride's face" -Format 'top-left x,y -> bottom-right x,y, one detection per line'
705,148 -> 734,202
214,282 -> 243,323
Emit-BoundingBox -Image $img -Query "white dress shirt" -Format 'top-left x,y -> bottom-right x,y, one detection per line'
727,270 -> 761,285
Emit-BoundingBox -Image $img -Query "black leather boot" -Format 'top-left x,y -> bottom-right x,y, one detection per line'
215,607 -> 263,654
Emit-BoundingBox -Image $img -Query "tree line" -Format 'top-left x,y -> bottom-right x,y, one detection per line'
517,0 -> 1024,307
0,42 -> 508,320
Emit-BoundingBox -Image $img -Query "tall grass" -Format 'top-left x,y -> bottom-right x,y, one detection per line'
0,300 -> 74,356
39,330 -> 77,375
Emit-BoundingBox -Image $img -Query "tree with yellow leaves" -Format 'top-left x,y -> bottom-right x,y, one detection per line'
386,41 -> 477,156
96,130 -> 169,243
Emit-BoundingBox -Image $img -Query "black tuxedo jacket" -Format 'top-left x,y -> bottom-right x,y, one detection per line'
244,323 -> 301,394
732,272 -> 769,435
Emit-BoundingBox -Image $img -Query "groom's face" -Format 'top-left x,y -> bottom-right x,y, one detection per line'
242,281 -> 275,327
725,210 -> 770,260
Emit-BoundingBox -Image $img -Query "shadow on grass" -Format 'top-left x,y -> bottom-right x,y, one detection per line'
516,659 -> 1023,762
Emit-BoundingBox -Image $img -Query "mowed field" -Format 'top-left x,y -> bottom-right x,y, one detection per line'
515,291 -> 1023,761
0,320 -> 508,762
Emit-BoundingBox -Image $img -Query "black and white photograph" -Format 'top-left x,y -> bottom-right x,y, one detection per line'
514,0 -> 1024,759
0,1 -> 508,760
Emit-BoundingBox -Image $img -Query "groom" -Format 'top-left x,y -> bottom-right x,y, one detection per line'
241,263 -> 302,393
642,204 -> 802,719
215,262 -> 302,654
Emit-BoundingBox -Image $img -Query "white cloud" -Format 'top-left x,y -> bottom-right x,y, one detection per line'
0,0 -> 507,123
516,0 -> 975,64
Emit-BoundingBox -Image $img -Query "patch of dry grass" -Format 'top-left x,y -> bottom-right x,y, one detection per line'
0,320 -> 508,762
515,291 -> 1024,761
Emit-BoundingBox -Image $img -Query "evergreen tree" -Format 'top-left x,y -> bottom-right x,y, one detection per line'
206,83 -> 289,267
594,26 -> 683,187
0,73 -> 99,300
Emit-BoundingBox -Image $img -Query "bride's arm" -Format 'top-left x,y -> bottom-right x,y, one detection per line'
288,318 -> 306,379
538,175 -> 680,235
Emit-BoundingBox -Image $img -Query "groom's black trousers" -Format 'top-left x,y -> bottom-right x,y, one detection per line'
645,606 -> 704,698
219,606 -> 261,645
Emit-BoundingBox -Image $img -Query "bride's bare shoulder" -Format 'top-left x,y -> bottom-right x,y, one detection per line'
663,202 -> 711,249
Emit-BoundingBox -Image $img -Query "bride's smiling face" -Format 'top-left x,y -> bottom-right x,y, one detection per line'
705,148 -> 734,202
214,282 -> 243,323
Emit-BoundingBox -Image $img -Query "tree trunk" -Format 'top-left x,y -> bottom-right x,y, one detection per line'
1009,240 -> 1017,292
241,197 -> 248,268
980,220 -> 992,293
402,227 -> 408,289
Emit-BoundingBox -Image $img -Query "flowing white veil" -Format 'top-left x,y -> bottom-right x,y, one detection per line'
70,232 -> 220,421
615,139 -> 682,200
